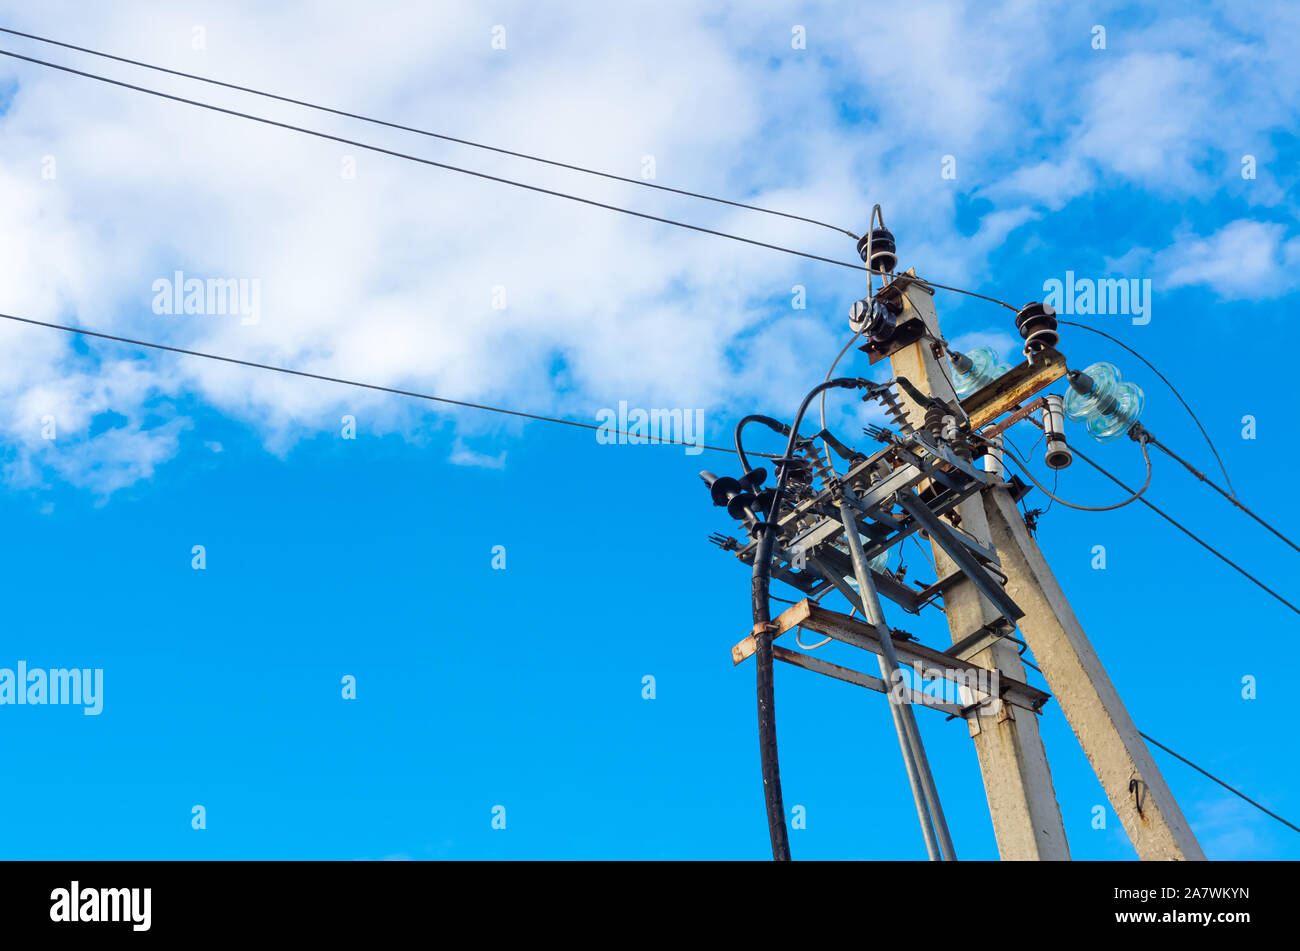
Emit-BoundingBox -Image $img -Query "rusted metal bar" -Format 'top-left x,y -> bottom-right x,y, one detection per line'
960,347 -> 1068,430
732,599 -> 1051,715
980,396 -> 1048,440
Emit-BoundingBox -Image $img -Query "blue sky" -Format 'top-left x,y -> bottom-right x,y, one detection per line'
0,1 -> 1296,859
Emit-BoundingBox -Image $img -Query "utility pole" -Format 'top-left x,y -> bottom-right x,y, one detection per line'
886,276 -> 1202,860
705,220 -> 1206,861
885,282 -> 1070,860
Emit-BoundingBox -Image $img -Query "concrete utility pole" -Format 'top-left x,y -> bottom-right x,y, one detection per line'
886,284 -> 1070,860
886,280 -> 1203,861
709,240 -> 1206,861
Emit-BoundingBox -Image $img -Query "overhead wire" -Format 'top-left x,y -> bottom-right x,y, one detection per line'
1144,431 -> 1300,557
0,47 -> 1025,313
1040,468 -> 1059,516
817,204 -> 884,480
817,328 -> 869,475
1022,414 -> 1300,616
805,311 -> 1296,610
0,47 -> 871,276
973,341 -> 1296,602
0,25 -> 861,240
1137,731 -> 1300,836
965,321 -> 1298,551
0,311 -> 768,457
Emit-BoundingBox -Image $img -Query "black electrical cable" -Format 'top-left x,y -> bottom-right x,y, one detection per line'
817,323 -> 870,478
0,47 -> 1025,311
937,287 -> 1019,312
1023,416 -> 1300,616
1059,319 -> 1236,496
0,311 -> 769,457
1144,432 -> 1300,556
751,377 -> 863,861
0,48 -> 869,275
1041,468 -> 1059,515
0,26 -> 861,240
1138,732 -> 1300,836
735,414 -> 793,476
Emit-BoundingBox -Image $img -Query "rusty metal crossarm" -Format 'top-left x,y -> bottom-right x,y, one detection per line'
732,600 -> 1051,715
979,396 -> 1048,440
959,347 -> 1068,430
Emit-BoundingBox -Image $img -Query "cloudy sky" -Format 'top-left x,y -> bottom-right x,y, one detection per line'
1,0 -> 1294,493
0,0 -> 1295,860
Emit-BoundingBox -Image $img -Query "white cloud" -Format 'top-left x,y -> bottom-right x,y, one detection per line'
1074,53 -> 1214,185
0,1 -> 1295,494
448,438 -> 506,470
1155,220 -> 1300,298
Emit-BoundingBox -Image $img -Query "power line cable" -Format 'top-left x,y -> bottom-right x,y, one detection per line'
890,351 -> 1292,608
0,47 -> 866,275
1138,731 -> 1300,836
0,47 -> 1020,312
0,311 -> 765,457
1023,415 -> 1299,616
0,25 -> 860,240
1041,467 -> 1058,514
1144,431 -> 1300,556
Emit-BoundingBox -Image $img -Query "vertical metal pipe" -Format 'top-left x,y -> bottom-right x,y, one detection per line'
874,652 -> 943,860
835,493 -> 957,861
807,553 -> 940,859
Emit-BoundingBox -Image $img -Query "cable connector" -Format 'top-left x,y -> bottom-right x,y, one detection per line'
1127,421 -> 1153,445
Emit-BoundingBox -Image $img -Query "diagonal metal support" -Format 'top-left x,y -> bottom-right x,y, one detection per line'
894,489 -> 1024,622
